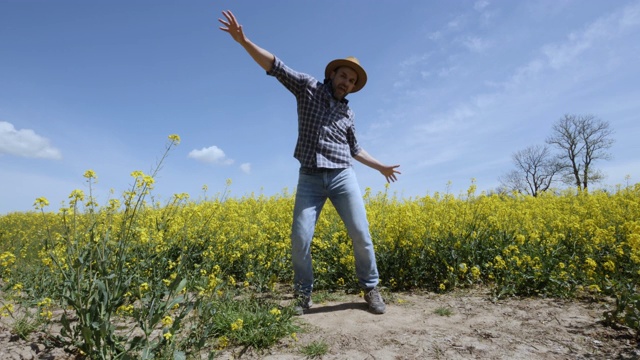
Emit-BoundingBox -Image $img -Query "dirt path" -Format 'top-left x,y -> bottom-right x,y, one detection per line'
234,288 -> 639,360
1,288 -> 638,359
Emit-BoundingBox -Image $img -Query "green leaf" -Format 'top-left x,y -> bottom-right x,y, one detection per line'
173,351 -> 187,360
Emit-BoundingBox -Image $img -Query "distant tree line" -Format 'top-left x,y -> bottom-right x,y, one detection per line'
499,114 -> 615,196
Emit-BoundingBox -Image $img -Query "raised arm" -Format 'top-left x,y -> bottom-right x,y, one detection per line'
218,10 -> 275,72
354,149 -> 401,183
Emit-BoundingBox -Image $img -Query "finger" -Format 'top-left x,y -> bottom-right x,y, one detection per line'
221,11 -> 231,23
225,10 -> 238,25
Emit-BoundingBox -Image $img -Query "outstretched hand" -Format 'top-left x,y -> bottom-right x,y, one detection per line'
218,10 -> 246,44
380,165 -> 401,183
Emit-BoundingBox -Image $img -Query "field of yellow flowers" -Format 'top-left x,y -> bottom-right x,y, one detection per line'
0,135 -> 638,358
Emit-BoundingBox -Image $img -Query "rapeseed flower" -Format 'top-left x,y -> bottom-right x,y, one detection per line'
168,134 -> 181,144
162,316 -> 173,326
33,197 -> 49,209
230,318 -> 243,331
217,336 -> 229,349
269,308 -> 281,316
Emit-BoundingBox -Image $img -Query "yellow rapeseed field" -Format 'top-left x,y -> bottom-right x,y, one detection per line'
0,135 -> 638,357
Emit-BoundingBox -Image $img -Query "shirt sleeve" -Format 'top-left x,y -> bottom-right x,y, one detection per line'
266,56 -> 315,97
347,119 -> 362,157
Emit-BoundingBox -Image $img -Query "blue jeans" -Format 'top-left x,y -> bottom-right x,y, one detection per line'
291,167 -> 379,296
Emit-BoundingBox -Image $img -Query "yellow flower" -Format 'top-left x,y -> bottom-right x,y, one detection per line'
584,258 -> 597,270
470,266 -> 481,280
163,332 -> 173,341
602,260 -> 615,272
12,283 -> 23,291
217,336 -> 229,349
230,318 -> 243,331
269,308 -> 281,316
587,284 -> 601,293
116,304 -> 134,315
83,170 -> 97,180
37,298 -> 52,307
458,263 -> 468,274
493,256 -> 507,270
33,197 -> 49,209
439,283 -> 446,291
139,283 -> 150,292
168,134 -> 181,144
1,303 -> 15,317
0,252 -> 16,267
290,332 -> 298,342
162,316 -> 173,326
68,189 -> 85,202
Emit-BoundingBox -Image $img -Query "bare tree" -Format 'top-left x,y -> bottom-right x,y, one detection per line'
499,145 -> 562,196
498,169 -> 527,195
546,114 -> 614,190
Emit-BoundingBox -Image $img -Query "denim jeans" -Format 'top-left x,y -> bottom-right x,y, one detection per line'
291,166 -> 379,296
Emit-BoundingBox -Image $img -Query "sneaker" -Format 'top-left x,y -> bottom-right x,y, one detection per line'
293,294 -> 313,315
364,287 -> 386,314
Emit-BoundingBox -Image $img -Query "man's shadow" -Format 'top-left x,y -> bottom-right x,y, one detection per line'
303,302 -> 368,314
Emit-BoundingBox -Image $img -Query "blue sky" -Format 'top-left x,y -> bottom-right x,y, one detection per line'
1,0 -> 639,214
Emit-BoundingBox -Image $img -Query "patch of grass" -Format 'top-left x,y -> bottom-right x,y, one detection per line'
196,294 -> 300,350
312,291 -> 346,304
300,340 -> 329,358
12,312 -> 41,340
434,307 -> 454,317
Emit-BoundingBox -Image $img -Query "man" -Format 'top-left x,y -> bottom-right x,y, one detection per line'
219,10 -> 400,315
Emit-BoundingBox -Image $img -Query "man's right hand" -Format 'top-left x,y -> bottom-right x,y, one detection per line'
219,10 -> 247,45
217,10 -> 275,73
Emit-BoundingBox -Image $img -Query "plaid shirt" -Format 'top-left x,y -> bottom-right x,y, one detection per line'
267,57 -> 362,169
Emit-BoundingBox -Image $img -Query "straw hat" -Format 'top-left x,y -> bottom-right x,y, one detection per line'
324,56 -> 367,93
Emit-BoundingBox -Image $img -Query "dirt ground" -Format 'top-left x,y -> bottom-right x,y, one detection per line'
2,287 -> 639,359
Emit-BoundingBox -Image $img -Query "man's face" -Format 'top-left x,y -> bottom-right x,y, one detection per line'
330,66 -> 358,100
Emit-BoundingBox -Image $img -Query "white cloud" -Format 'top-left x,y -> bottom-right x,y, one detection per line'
188,145 -> 234,165
428,31 -> 442,41
399,53 -> 431,68
461,36 -> 492,53
0,121 -> 62,159
620,1 -> 640,27
541,2 -> 640,70
416,105 -> 475,136
474,0 -> 489,12
437,66 -> 457,77
240,163 -> 251,174
447,15 -> 466,30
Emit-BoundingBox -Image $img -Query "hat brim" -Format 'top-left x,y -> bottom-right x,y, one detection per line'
325,59 -> 367,93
